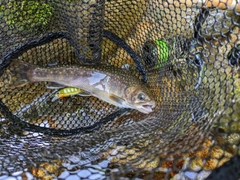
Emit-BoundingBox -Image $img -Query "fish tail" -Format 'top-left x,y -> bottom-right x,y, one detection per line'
8,60 -> 36,88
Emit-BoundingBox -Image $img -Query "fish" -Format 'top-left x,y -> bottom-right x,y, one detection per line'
8,60 -> 156,114
51,87 -> 83,102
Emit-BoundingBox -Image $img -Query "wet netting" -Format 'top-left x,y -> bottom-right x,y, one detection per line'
0,0 -> 240,179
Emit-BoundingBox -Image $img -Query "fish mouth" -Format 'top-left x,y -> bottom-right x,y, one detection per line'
136,101 -> 156,114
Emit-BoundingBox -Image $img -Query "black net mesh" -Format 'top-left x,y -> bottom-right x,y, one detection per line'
0,0 -> 240,179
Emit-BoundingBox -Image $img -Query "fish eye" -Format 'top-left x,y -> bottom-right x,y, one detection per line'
138,92 -> 146,101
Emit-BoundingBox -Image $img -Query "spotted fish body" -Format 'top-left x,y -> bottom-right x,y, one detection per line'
9,60 -> 156,114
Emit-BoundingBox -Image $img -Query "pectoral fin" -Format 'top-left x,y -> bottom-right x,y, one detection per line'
109,94 -> 125,105
77,89 -> 92,96
46,82 -> 66,89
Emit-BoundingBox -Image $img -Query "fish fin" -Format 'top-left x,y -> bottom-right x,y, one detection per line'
109,94 -> 125,105
46,82 -> 66,89
8,60 -> 36,88
77,89 -> 92,96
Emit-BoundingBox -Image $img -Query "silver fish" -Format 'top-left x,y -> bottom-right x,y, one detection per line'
8,60 -> 156,114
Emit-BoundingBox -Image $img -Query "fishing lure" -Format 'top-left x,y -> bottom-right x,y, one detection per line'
52,87 -> 82,102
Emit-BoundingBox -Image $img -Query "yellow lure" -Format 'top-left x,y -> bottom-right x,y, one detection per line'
52,87 -> 82,101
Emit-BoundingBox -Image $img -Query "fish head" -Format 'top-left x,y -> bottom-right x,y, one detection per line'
124,86 -> 156,114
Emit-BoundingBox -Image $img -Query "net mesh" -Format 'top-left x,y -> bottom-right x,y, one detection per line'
0,0 -> 240,179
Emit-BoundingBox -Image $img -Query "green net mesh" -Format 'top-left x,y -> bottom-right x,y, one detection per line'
0,0 -> 240,179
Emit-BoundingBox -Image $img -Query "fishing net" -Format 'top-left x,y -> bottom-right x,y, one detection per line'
0,0 -> 240,179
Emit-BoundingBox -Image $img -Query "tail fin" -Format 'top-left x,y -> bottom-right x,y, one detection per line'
8,60 -> 36,88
